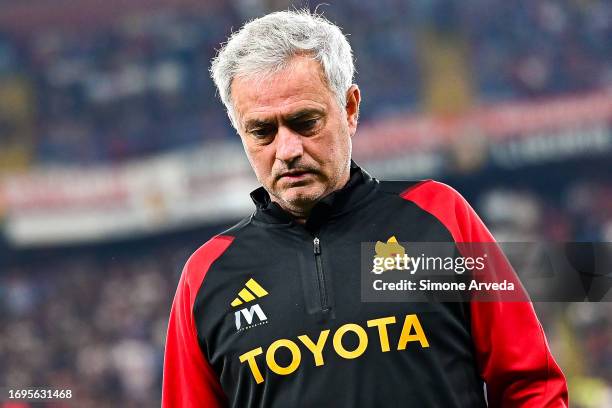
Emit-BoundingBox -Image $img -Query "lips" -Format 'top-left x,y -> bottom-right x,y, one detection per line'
279,170 -> 312,181
282,171 -> 307,177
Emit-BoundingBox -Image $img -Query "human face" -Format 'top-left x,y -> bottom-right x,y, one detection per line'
231,56 -> 360,218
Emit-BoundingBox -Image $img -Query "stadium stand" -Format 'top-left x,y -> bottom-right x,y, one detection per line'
0,0 -> 609,165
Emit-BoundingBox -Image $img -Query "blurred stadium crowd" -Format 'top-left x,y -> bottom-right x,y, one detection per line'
0,239 -> 189,407
0,0 -> 610,164
0,0 -> 611,407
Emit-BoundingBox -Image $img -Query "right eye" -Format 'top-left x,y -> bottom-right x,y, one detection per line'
251,126 -> 275,139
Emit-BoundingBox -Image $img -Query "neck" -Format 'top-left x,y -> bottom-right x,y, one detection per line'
269,197 -> 314,222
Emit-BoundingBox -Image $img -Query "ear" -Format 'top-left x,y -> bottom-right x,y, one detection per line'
345,84 -> 361,137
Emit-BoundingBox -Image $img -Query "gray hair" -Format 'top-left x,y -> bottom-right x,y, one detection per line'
210,9 -> 355,129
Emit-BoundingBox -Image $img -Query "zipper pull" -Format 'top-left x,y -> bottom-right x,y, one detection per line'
313,237 -> 321,255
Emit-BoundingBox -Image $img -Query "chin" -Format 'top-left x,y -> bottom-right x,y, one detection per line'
281,187 -> 324,207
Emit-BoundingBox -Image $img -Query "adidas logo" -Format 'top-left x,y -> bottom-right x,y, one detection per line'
231,278 -> 269,331
231,278 -> 268,307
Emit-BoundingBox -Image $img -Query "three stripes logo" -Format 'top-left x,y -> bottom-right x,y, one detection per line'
231,278 -> 269,331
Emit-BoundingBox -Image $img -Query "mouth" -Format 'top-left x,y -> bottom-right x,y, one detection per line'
279,170 -> 313,181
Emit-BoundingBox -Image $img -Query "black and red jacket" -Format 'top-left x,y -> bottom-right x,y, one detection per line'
162,162 -> 568,407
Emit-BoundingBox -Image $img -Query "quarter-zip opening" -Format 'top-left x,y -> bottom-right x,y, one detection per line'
313,237 -> 330,312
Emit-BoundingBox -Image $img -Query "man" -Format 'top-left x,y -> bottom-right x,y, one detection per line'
163,10 -> 568,407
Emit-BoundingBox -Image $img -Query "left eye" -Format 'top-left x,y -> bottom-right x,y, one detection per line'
294,119 -> 318,132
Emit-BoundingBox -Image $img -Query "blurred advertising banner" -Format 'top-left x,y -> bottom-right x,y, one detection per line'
1,90 -> 611,246
355,89 -> 612,177
0,143 -> 257,246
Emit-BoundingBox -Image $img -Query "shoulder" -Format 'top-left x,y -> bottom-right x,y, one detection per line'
377,179 -> 465,204
180,235 -> 235,306
398,179 -> 468,208
186,235 -> 236,275
180,215 -> 252,305
185,214 -> 253,274
379,179 -> 489,243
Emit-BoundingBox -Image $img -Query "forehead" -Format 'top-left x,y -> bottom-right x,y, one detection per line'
231,56 -> 335,124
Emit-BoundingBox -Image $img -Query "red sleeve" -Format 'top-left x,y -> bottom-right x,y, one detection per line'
162,235 -> 234,408
402,180 -> 568,408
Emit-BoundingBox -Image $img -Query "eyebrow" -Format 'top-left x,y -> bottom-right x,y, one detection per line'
244,108 -> 324,130
244,119 -> 273,130
284,108 -> 324,122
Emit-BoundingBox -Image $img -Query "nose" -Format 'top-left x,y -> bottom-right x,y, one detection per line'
275,125 -> 304,164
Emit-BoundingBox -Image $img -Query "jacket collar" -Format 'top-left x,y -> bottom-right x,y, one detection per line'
250,160 -> 378,231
